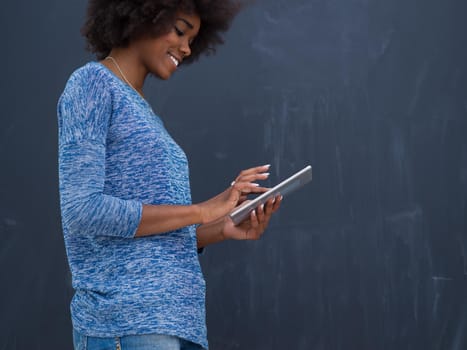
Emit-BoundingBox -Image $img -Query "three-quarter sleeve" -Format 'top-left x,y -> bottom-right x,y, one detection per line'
58,71 -> 142,239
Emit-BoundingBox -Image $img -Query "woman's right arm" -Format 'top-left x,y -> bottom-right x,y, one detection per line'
59,72 -> 144,239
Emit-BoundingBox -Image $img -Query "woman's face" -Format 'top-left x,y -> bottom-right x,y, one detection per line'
135,11 -> 201,80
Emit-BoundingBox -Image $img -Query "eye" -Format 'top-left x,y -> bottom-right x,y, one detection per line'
174,26 -> 184,36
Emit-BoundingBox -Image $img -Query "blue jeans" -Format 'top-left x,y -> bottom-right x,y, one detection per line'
73,329 -> 205,350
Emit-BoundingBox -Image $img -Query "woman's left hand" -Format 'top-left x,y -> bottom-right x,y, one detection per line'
222,195 -> 282,240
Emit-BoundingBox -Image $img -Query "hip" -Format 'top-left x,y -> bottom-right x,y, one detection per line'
73,329 -> 206,350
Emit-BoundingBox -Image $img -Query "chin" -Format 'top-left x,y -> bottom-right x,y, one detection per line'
152,68 -> 173,81
157,73 -> 172,81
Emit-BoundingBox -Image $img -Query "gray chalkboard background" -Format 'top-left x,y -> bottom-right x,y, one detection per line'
1,0 -> 466,349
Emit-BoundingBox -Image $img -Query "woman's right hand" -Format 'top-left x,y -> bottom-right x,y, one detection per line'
196,164 -> 271,224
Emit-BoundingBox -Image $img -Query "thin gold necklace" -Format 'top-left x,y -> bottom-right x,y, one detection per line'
105,56 -> 143,97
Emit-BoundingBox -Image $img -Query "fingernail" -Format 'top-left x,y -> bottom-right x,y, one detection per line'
252,183 -> 260,187
263,164 -> 271,168
280,195 -> 283,201
261,204 -> 264,211
263,173 -> 270,176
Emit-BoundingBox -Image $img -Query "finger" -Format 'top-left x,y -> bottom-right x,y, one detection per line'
245,210 -> 260,240
259,208 -> 271,229
256,203 -> 265,221
256,197 -> 279,236
236,164 -> 271,179
246,185 -> 270,194
271,195 -> 283,213
235,172 -> 270,183
249,209 -> 259,229
232,182 -> 270,194
264,198 -> 275,215
259,199 -> 276,228
238,195 -> 248,204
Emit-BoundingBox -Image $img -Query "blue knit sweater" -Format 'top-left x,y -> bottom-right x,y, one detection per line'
57,62 -> 207,348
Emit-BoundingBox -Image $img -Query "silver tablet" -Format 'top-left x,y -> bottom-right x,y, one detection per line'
229,165 -> 312,225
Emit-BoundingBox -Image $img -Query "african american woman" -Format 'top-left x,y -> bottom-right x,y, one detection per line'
57,1 -> 282,349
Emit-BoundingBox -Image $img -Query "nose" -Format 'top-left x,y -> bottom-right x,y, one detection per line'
180,39 -> 192,58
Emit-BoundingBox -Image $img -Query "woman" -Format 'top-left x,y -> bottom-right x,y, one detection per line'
58,0 -> 282,349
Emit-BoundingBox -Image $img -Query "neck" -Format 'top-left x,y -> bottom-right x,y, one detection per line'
102,48 -> 147,95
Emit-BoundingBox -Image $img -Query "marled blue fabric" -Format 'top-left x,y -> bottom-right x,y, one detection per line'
57,62 -> 207,349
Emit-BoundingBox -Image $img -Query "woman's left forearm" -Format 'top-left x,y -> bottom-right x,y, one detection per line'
196,217 -> 227,249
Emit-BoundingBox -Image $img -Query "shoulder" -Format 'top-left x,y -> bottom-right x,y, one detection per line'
67,61 -> 109,86
59,62 -> 112,105
57,62 -> 116,143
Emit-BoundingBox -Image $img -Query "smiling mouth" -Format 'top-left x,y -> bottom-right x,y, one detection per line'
168,53 -> 180,67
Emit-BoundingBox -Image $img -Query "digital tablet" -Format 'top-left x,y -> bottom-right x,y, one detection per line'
229,165 -> 312,225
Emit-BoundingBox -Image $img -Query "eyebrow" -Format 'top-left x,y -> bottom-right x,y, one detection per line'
176,17 -> 194,29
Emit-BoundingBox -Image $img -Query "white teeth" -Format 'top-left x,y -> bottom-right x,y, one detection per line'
168,54 -> 179,67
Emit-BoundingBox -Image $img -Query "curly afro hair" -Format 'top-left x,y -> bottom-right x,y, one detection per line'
81,0 -> 243,65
